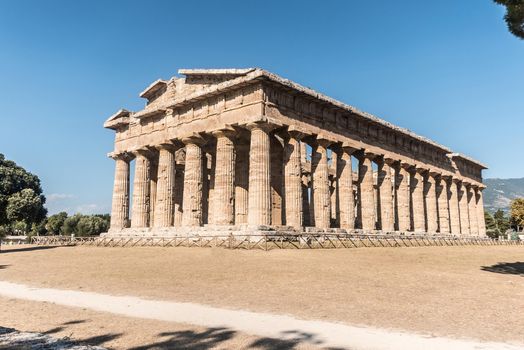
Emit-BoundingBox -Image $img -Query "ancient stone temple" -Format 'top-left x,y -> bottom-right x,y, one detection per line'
104,68 -> 487,237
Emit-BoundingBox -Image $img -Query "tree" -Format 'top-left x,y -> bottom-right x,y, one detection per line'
0,154 -> 47,233
45,212 -> 68,235
62,214 -> 82,235
76,215 -> 109,236
510,198 -> 524,231
494,0 -> 524,39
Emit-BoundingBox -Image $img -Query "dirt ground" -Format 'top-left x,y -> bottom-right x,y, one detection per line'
0,245 -> 523,347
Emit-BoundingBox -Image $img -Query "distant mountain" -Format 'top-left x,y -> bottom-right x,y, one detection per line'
483,178 -> 524,213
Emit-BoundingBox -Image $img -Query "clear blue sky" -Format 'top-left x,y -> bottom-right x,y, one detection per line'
1,0 -> 523,215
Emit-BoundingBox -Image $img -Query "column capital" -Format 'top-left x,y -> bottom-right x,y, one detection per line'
131,147 -> 154,158
314,133 -> 335,148
181,133 -> 207,146
154,141 -> 180,152
341,141 -> 360,154
109,151 -> 134,162
383,157 -> 399,166
245,121 -> 280,133
400,161 -> 414,171
211,126 -> 237,139
285,125 -> 307,140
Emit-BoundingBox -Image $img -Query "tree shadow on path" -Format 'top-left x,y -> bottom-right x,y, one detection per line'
481,262 -> 524,276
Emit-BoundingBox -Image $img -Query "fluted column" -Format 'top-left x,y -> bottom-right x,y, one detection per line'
131,150 -> 151,228
173,160 -> 184,227
149,155 -> 158,227
110,153 -> 132,230
448,178 -> 461,235
467,184 -> 479,235
436,176 -> 450,234
397,163 -> 411,232
234,141 -> 249,225
247,124 -> 272,226
425,172 -> 439,233
378,157 -> 394,232
411,168 -> 426,232
153,145 -> 176,228
358,152 -> 376,231
182,136 -> 205,227
338,145 -> 356,230
213,129 -> 236,225
458,181 -> 470,235
476,187 -> 487,236
283,130 -> 303,228
311,138 -> 331,229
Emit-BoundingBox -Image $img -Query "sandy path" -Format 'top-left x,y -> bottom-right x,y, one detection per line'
0,281 -> 521,350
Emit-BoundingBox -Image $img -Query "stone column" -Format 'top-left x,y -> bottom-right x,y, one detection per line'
467,184 -> 479,235
358,152 -> 376,231
149,154 -> 158,227
302,173 -> 311,227
436,176 -> 450,234
338,145 -> 356,230
448,178 -> 461,235
425,172 -> 439,233
458,181 -> 470,235
131,150 -> 151,228
153,145 -> 177,228
173,160 -> 184,227
311,138 -> 331,229
283,130 -> 303,228
234,141 -> 249,225
213,129 -> 236,225
411,168 -> 426,232
247,124 -> 272,226
110,153 -> 132,230
378,157 -> 395,232
271,135 -> 284,226
397,163 -> 411,232
476,187 -> 487,236
182,136 -> 205,227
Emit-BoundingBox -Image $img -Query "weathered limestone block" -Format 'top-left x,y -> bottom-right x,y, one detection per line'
411,168 -> 426,232
436,176 -> 450,234
338,146 -> 356,230
378,158 -> 394,232
154,146 -> 176,228
476,188 -> 487,236
425,172 -> 439,233
396,163 -> 411,231
182,137 -> 205,227
234,142 -> 249,224
330,152 -> 339,227
110,154 -> 131,230
467,185 -> 479,235
448,178 -> 461,235
213,130 -> 236,225
311,139 -> 331,229
247,124 -> 272,226
283,131 -> 303,228
131,150 -> 151,228
358,153 -> 375,231
458,182 -> 471,235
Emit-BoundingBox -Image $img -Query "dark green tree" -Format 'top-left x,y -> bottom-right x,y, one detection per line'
62,213 -> 82,235
76,215 -> 109,236
0,154 -> 47,233
45,212 -> 68,235
494,0 -> 524,39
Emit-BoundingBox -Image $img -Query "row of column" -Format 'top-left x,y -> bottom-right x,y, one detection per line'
109,124 -> 486,236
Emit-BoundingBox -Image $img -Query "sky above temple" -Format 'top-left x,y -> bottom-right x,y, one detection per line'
0,0 -> 523,215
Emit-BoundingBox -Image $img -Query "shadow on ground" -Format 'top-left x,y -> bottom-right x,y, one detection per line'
481,262 -> 524,276
2,320 -> 348,349
0,245 -> 64,254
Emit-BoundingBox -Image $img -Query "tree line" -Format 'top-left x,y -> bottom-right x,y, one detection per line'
0,153 -> 109,237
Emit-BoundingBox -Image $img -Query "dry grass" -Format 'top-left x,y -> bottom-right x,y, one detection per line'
0,245 -> 523,344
